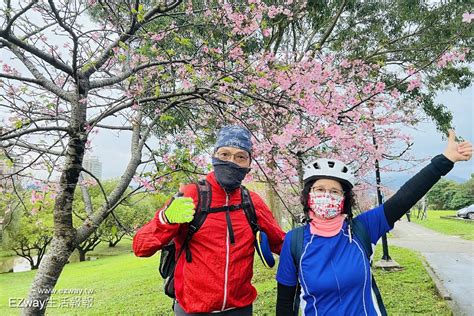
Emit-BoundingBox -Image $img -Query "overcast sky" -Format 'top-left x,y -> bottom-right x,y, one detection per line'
381,85 -> 473,187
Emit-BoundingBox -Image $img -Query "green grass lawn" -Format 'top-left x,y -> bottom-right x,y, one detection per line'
373,245 -> 450,315
0,242 -> 450,315
411,210 -> 474,240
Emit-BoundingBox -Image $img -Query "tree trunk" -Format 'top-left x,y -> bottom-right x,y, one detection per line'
31,254 -> 40,270
108,233 -> 125,247
22,235 -> 75,315
77,249 -> 87,262
266,182 -> 282,226
22,94 -> 87,315
22,80 -> 141,314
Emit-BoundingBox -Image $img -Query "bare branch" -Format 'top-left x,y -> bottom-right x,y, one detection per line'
1,126 -> 70,141
88,89 -> 204,126
95,124 -> 133,130
47,0 -> 79,75
3,137 -> 65,156
89,59 -> 191,89
81,167 -> 110,209
4,1 -> 38,33
83,0 -> 183,77
313,0 -> 347,54
0,39 -> 75,102
0,72 -> 47,85
0,33 -> 74,77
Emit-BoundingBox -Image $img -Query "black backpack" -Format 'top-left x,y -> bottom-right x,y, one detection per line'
289,218 -> 387,316
159,180 -> 260,299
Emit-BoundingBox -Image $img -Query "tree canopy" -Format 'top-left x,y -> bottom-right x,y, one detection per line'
0,1 -> 472,314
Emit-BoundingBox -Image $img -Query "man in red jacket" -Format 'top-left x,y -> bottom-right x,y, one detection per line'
133,125 -> 285,315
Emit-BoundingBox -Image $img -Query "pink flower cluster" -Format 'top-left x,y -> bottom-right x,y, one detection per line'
133,176 -> 155,191
437,49 -> 468,68
462,12 -> 474,23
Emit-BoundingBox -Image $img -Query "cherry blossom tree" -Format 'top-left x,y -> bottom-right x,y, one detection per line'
0,1 -> 471,314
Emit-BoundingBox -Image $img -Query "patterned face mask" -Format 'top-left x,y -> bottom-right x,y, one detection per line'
308,191 -> 345,219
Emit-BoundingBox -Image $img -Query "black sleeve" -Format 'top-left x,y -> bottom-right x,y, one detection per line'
276,282 -> 297,316
384,154 -> 454,226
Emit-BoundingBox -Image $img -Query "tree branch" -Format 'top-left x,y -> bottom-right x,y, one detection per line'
83,0 -> 182,78
76,111 -> 143,242
0,33 -> 74,77
3,137 -> 65,156
0,126 -> 70,141
88,59 -> 191,89
0,39 -> 75,102
94,124 -> 133,131
88,89 -> 204,126
4,1 -> 38,33
47,0 -> 79,76
312,0 -> 347,55
0,72 -> 46,85
81,167 -> 110,210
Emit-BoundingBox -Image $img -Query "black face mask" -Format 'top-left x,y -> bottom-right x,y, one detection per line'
212,157 -> 250,192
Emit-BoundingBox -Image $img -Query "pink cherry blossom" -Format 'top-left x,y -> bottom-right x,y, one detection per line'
390,88 -> 400,99
374,82 -> 385,94
462,12 -> 474,23
407,77 -> 422,91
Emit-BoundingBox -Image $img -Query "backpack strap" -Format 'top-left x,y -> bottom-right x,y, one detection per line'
289,226 -> 305,316
241,186 -> 260,235
351,218 -> 387,316
351,218 -> 372,259
183,180 -> 211,262
208,204 -> 243,213
290,226 -> 305,270
182,183 -> 261,262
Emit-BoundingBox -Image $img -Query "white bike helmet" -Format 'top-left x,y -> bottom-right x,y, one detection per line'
303,158 -> 355,188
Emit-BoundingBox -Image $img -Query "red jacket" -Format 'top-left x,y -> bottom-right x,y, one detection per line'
133,172 -> 285,313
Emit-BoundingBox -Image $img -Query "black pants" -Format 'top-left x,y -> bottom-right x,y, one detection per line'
174,302 -> 252,316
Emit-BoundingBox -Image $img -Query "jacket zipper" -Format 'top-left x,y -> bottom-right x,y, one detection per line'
221,193 -> 230,311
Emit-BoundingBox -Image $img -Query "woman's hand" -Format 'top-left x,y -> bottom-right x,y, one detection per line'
443,130 -> 473,163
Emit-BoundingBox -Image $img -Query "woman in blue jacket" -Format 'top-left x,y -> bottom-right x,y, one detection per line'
276,130 -> 472,316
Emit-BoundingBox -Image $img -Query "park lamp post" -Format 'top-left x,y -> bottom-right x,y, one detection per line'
374,156 -> 391,261
372,135 -> 400,270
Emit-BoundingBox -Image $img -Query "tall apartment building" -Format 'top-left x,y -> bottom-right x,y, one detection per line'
0,152 -> 21,191
82,155 -> 103,180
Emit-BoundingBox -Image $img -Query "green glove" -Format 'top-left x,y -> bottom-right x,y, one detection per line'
164,197 -> 195,224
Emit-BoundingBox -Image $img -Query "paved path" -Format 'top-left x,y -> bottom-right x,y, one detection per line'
389,220 -> 474,316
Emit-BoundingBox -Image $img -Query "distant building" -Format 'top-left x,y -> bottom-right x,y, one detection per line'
82,155 -> 103,180
0,150 -> 22,191
0,141 -> 22,228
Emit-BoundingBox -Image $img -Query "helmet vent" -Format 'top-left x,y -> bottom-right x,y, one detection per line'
303,158 -> 354,188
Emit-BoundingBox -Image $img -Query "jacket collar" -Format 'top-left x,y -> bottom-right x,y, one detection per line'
206,171 -> 241,197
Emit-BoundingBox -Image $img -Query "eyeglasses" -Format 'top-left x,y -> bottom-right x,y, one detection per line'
215,150 -> 250,164
311,186 -> 344,197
